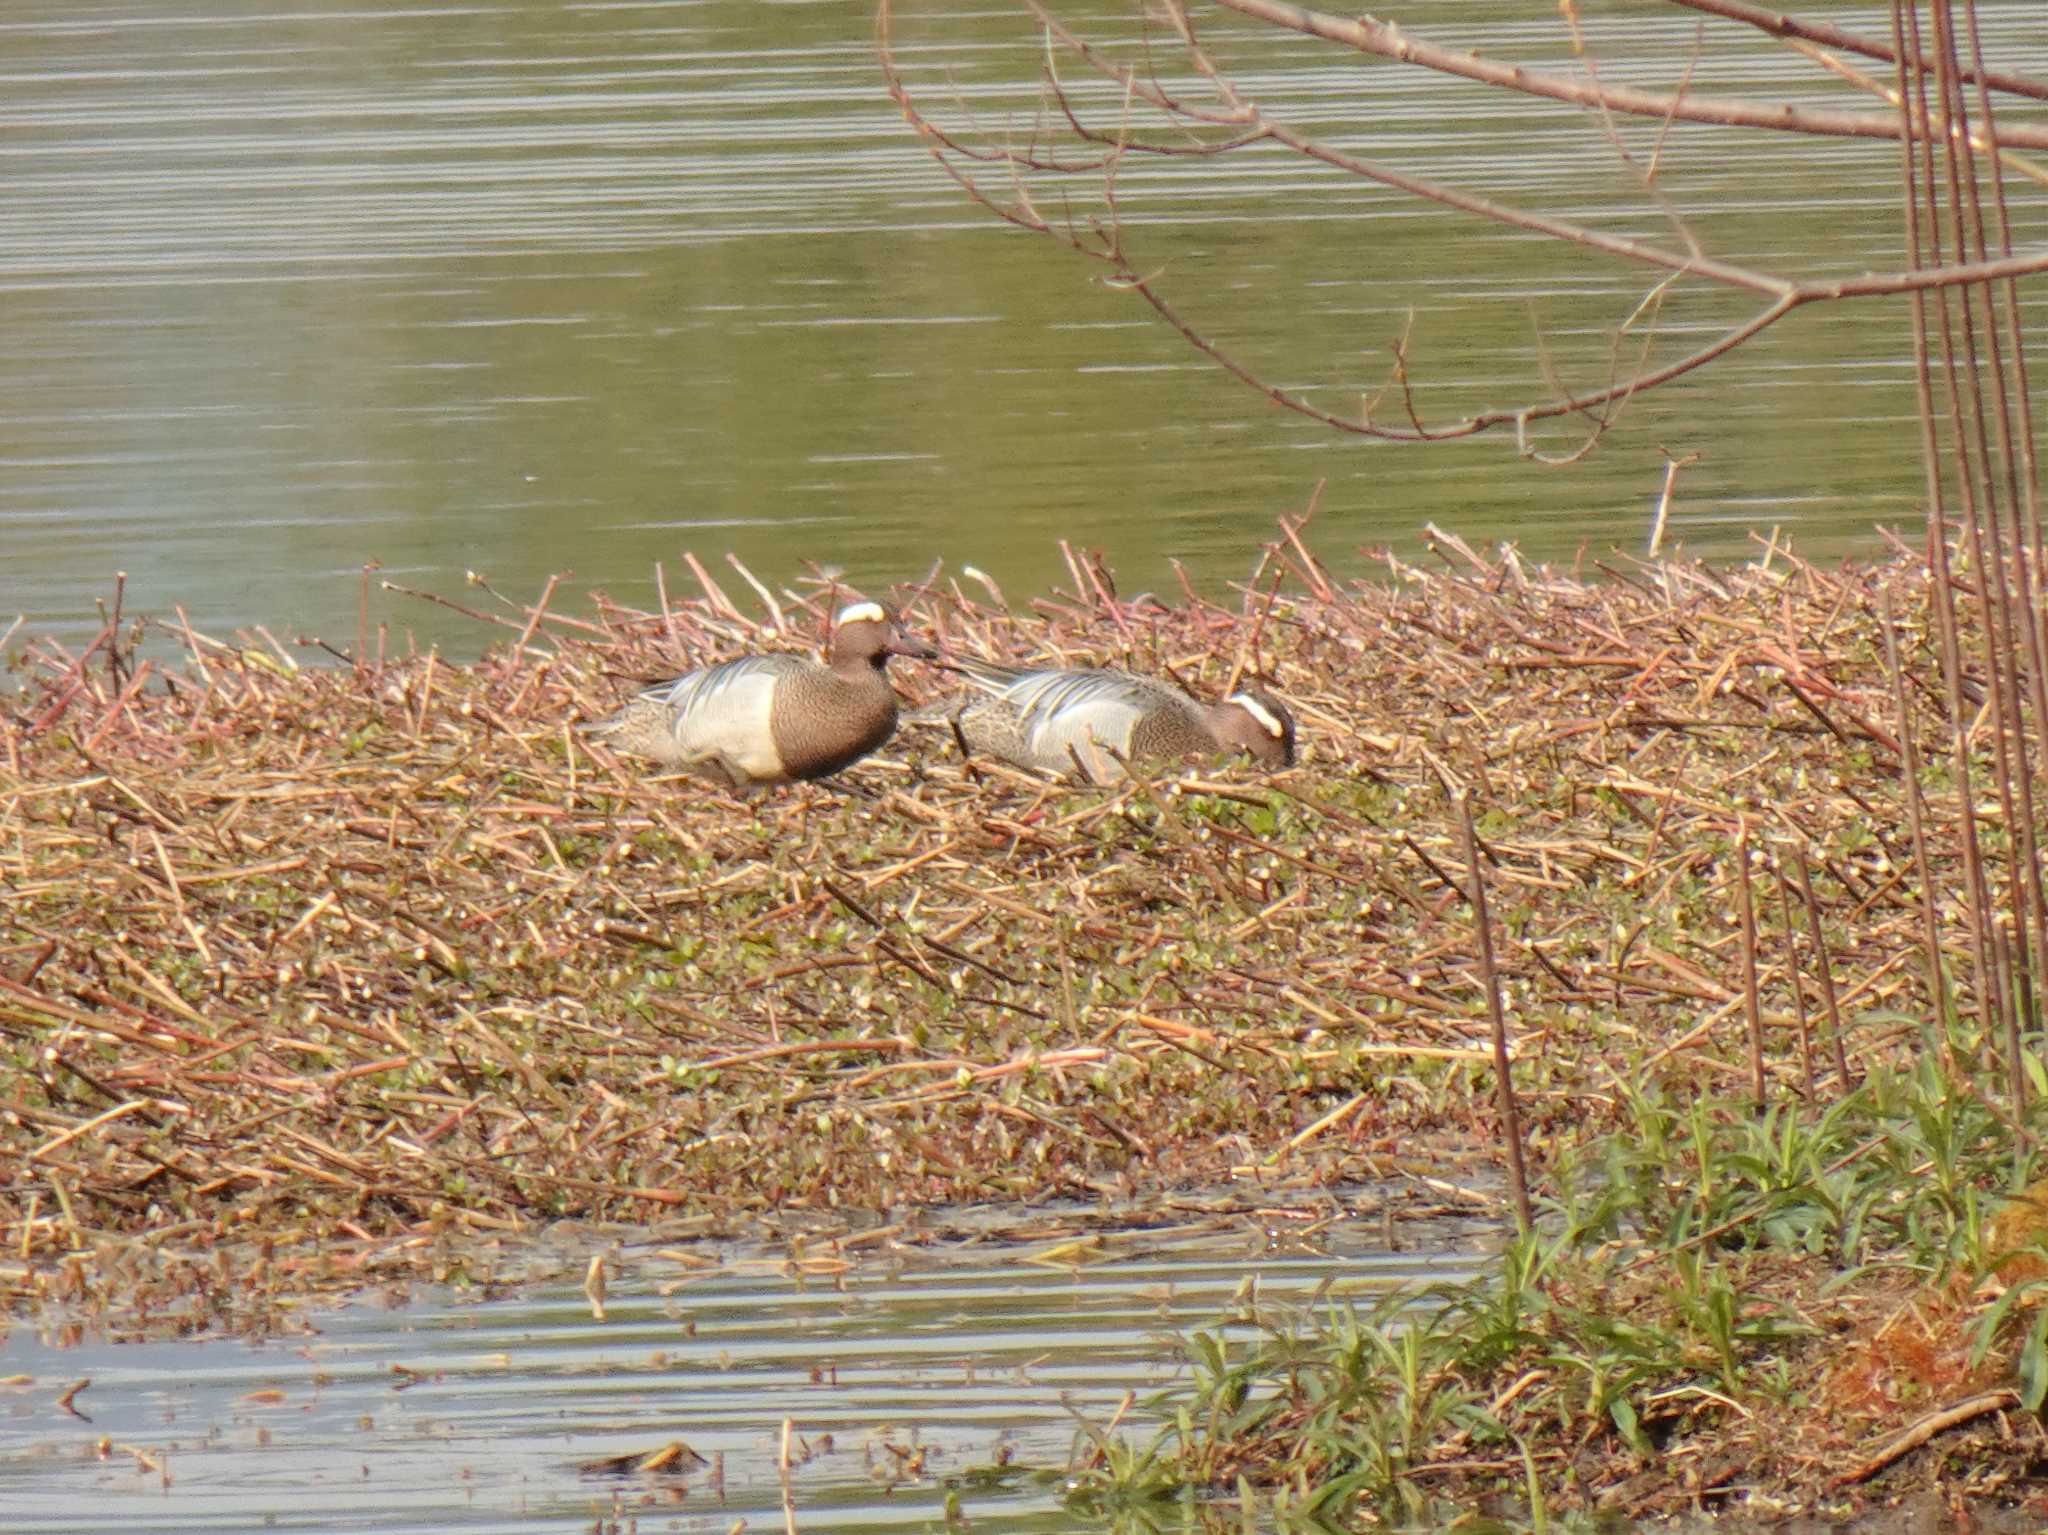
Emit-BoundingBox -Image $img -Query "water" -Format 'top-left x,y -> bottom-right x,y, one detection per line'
3,1 -> 2045,656
0,1217 -> 1484,1533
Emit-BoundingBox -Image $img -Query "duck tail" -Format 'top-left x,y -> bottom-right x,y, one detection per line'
945,656 -> 1026,694
575,696 -> 673,759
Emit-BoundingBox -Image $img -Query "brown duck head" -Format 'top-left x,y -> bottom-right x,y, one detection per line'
827,600 -> 938,673
1209,687 -> 1297,769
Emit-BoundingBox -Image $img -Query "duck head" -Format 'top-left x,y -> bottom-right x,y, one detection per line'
1213,687 -> 1297,769
828,600 -> 939,668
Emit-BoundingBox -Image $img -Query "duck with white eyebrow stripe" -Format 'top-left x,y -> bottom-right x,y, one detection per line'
580,601 -> 938,788
907,660 -> 1297,784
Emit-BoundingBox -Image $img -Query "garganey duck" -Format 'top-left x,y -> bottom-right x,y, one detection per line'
913,660 -> 1295,783
583,601 -> 937,788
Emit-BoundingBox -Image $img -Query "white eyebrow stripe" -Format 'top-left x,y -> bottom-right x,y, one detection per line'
1228,693 -> 1287,738
835,600 -> 888,626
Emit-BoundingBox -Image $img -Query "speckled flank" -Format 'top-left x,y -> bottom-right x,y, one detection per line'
579,693 -> 687,765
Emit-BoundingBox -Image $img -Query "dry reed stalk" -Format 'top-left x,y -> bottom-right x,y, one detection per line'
1791,841 -> 1855,1088
1772,862 -> 1818,1100
1735,823 -> 1766,1107
1456,791 -> 1532,1239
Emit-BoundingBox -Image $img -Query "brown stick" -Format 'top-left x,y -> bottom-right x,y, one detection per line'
1772,863 -> 1817,1099
1734,823 -> 1767,1105
1829,1389 -> 2019,1488
1793,842 -> 1854,1087
1458,792 -> 1532,1238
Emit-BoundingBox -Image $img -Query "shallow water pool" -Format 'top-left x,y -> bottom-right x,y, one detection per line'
0,1212 -> 1487,1533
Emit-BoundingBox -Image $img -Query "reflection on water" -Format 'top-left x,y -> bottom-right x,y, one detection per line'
1,2 -> 2045,655
0,1218 -> 1484,1534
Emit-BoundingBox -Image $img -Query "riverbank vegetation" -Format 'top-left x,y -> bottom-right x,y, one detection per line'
6,524 -> 2048,1524
872,0 -> 2048,1520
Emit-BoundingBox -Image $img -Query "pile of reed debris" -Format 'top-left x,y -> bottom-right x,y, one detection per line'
0,527 -> 1997,1335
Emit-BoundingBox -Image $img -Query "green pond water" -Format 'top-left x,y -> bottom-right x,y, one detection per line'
5,1 -> 2047,659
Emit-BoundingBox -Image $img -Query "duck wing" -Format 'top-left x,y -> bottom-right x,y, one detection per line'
998,669 -> 1191,779
642,653 -> 802,718
585,654 -> 801,777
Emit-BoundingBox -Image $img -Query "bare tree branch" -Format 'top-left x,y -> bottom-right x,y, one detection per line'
1668,0 -> 2048,103
878,0 -> 2048,450
1212,0 -> 2048,150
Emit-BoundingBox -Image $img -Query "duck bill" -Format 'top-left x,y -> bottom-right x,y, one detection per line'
885,625 -> 940,661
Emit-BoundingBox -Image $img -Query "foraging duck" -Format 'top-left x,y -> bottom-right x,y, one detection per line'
582,601 -> 937,787
913,660 -> 1296,783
